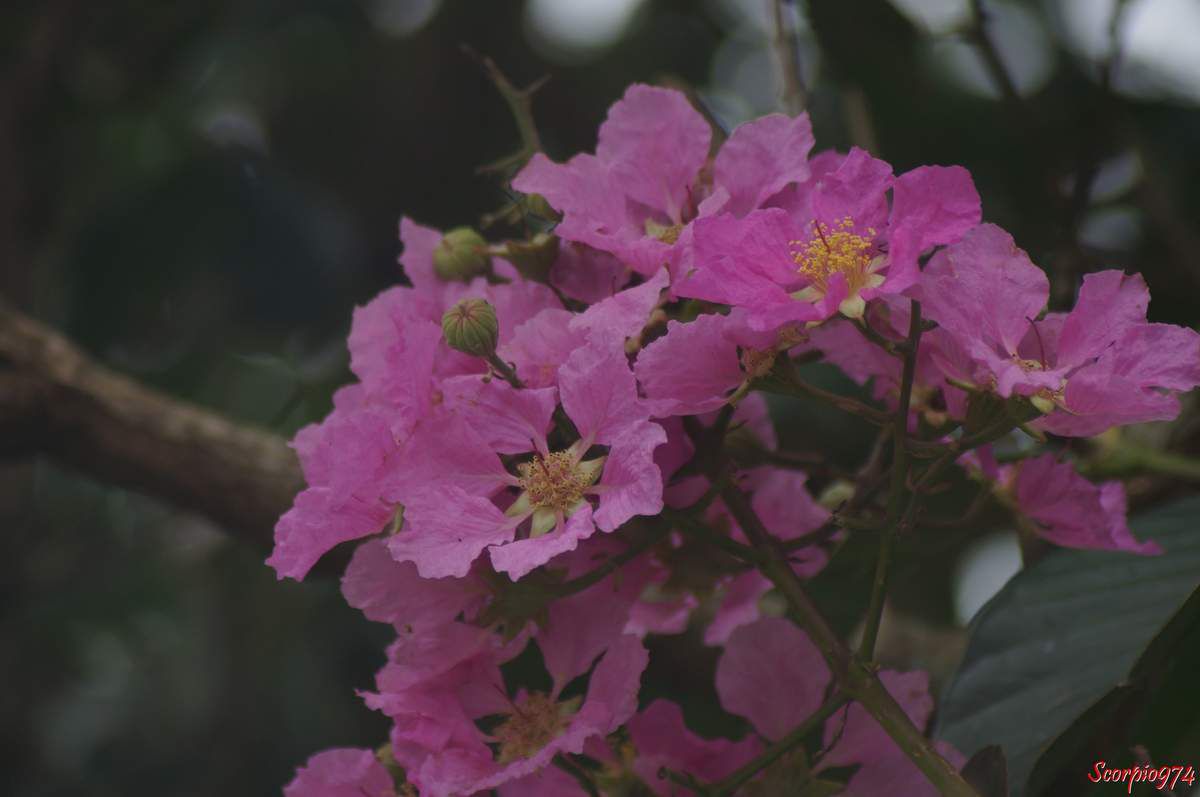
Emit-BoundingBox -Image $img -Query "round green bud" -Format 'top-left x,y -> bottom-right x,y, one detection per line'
442,298 -> 499,357
433,227 -> 491,281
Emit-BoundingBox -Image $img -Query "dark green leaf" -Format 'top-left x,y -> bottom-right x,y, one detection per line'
934,496 -> 1200,796
961,745 -> 1009,797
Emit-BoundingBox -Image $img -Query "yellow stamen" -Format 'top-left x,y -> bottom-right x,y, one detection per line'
494,693 -> 580,763
517,451 -> 597,511
791,217 -> 877,293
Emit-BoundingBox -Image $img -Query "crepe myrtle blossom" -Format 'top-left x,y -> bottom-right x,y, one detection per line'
627,700 -> 763,796
267,218 -> 571,581
635,309 -> 809,417
387,337 -> 666,581
962,448 -> 1161,555
282,748 -> 399,797
918,223 -> 1200,436
363,617 -> 647,797
513,83 -> 816,277
676,147 -> 981,329
499,267 -> 670,388
714,618 -> 964,795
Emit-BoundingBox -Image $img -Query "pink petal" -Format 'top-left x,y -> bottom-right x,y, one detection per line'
539,554 -> 654,693
636,313 -> 744,417
885,165 -> 981,293
559,337 -> 649,446
399,216 -> 443,292
917,224 -> 1050,386
490,503 -> 598,581
268,488 -> 392,581
628,700 -> 761,795
1014,454 -> 1161,554
342,538 -> 484,630
811,147 -> 893,231
593,424 -> 667,531
820,670 -> 957,797
596,84 -> 710,222
704,571 -> 772,646
499,308 -> 585,389
283,748 -> 396,797
550,242 -> 631,304
441,375 -> 556,455
1056,271 -> 1150,369
714,112 -> 815,217
1099,321 -> 1200,392
387,486 -> 518,578
572,267 -> 670,342
716,616 -> 829,739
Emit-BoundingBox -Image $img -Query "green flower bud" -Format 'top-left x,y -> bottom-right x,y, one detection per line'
442,298 -> 499,357
433,227 -> 490,281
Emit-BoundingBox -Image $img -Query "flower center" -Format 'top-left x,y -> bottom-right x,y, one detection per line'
493,693 -> 578,763
517,451 -> 594,511
791,217 -> 876,292
645,218 -> 684,245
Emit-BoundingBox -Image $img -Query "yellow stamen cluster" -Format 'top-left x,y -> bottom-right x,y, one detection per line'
645,218 -> 684,245
791,217 -> 876,292
493,693 -> 578,763
517,451 -> 592,511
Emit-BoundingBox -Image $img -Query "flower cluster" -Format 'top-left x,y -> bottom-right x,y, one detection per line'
271,84 -> 1199,796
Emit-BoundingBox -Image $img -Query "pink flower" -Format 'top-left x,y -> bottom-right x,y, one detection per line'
1014,454 -> 1161,554
714,618 -> 963,794
382,632 -> 648,797
677,149 -> 980,328
819,671 -> 965,796
549,241 -> 631,304
627,700 -> 762,795
959,450 -> 1160,555
919,225 -> 1200,435
514,84 -> 815,277
635,312 -> 747,416
499,267 -> 670,388
341,538 -> 488,632
268,218 -> 572,581
387,338 -> 665,580
716,617 -> 829,739
282,748 -> 396,797
704,470 -> 830,645
267,404 -> 409,580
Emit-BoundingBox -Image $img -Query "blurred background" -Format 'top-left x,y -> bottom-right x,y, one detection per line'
3,0 -> 1200,794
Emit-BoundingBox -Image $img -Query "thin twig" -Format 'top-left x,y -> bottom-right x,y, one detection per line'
859,300 -> 922,660
759,359 -> 892,425
663,693 -> 851,796
718,484 -> 979,797
461,46 -> 548,173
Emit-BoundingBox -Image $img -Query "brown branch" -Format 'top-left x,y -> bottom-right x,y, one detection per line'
0,299 -> 301,547
771,0 -> 808,115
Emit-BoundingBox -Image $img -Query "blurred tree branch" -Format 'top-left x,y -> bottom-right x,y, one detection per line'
771,0 -> 807,115
0,298 -> 300,548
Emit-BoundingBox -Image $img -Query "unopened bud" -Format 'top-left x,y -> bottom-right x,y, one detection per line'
434,227 -> 490,281
442,298 -> 499,357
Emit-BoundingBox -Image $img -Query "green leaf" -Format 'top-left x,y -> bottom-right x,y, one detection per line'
934,496 -> 1200,796
961,745 -> 1009,797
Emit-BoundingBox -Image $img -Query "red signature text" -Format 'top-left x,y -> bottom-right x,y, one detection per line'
1088,761 -> 1196,793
